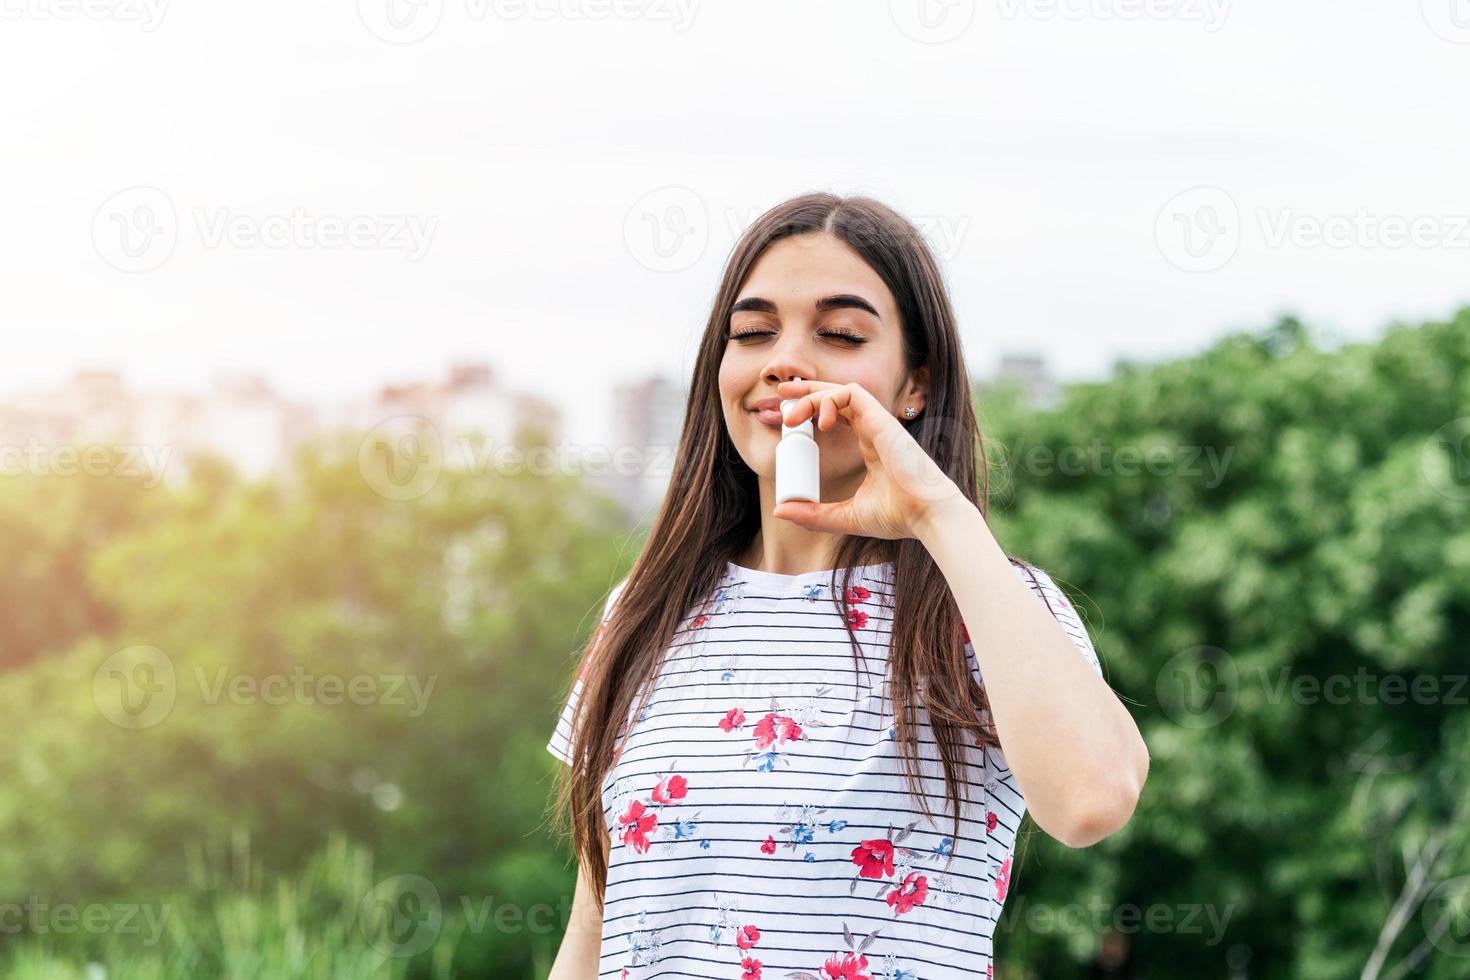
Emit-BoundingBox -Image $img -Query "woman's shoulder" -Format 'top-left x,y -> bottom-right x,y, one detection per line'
1008,557 -> 1065,604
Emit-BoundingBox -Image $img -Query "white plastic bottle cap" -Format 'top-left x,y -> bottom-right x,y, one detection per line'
780,398 -> 813,437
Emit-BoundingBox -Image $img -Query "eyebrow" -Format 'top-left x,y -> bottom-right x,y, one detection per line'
730,294 -> 881,319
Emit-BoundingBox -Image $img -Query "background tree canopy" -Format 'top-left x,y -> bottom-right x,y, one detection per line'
1,308 -> 1466,978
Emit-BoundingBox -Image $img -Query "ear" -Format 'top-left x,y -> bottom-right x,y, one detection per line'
906,365 -> 930,413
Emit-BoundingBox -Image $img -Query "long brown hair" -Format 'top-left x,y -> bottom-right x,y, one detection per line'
549,191 -> 1036,906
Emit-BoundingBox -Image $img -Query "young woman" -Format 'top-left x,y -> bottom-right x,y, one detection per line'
547,192 -> 1148,980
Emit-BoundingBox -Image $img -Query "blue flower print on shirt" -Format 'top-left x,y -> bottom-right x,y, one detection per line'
770,803 -> 844,857
876,952 -> 919,980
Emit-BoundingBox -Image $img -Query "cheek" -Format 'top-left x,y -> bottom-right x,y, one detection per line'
846,370 -> 900,412
716,352 -> 737,395
716,352 -> 753,430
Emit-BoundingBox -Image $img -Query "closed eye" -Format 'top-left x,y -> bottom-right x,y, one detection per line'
725,328 -> 867,346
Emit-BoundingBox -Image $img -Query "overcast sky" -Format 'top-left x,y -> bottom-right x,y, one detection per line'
3,0 -> 1468,445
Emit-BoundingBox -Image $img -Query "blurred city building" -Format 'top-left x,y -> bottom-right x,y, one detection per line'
0,363 -> 559,486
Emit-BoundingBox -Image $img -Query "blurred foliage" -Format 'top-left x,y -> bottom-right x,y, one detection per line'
1,309 -> 1467,977
0,431 -> 634,976
2,833 -> 459,979
981,310 -> 1470,979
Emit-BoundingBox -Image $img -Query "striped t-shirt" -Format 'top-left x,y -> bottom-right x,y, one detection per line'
548,559 -> 1104,980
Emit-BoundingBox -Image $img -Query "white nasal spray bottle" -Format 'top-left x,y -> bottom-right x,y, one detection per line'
775,378 -> 819,504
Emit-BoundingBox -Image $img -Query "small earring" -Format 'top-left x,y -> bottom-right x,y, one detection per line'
904,405 -> 917,418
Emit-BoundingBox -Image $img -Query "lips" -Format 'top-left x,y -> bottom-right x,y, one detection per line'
747,396 -> 786,430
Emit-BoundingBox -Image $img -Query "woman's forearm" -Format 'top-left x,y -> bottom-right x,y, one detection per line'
915,494 -> 1148,847
546,856 -> 604,980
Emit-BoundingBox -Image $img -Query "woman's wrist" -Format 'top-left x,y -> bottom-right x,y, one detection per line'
911,487 -> 979,546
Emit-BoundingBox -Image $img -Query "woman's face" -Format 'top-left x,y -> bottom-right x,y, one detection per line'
717,232 -> 926,492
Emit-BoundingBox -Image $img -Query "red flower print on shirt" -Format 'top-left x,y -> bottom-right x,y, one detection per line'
736,924 -> 760,949
847,821 -> 950,916
619,800 -> 658,854
995,855 -> 1012,901
651,774 -> 688,805
986,811 -> 998,834
961,621 -> 970,644
753,712 -> 803,749
851,839 -> 895,879
760,835 -> 776,855
719,707 -> 746,732
692,614 -> 709,629
885,872 -> 928,914
789,922 -> 882,980
847,609 -> 868,629
845,585 -> 871,604
822,951 -> 872,980
741,957 -> 762,980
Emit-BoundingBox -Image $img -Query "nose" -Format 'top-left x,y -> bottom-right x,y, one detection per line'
761,341 -> 815,387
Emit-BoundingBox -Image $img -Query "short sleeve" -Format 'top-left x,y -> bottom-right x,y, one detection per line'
546,576 -> 629,765
966,563 -> 1103,689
